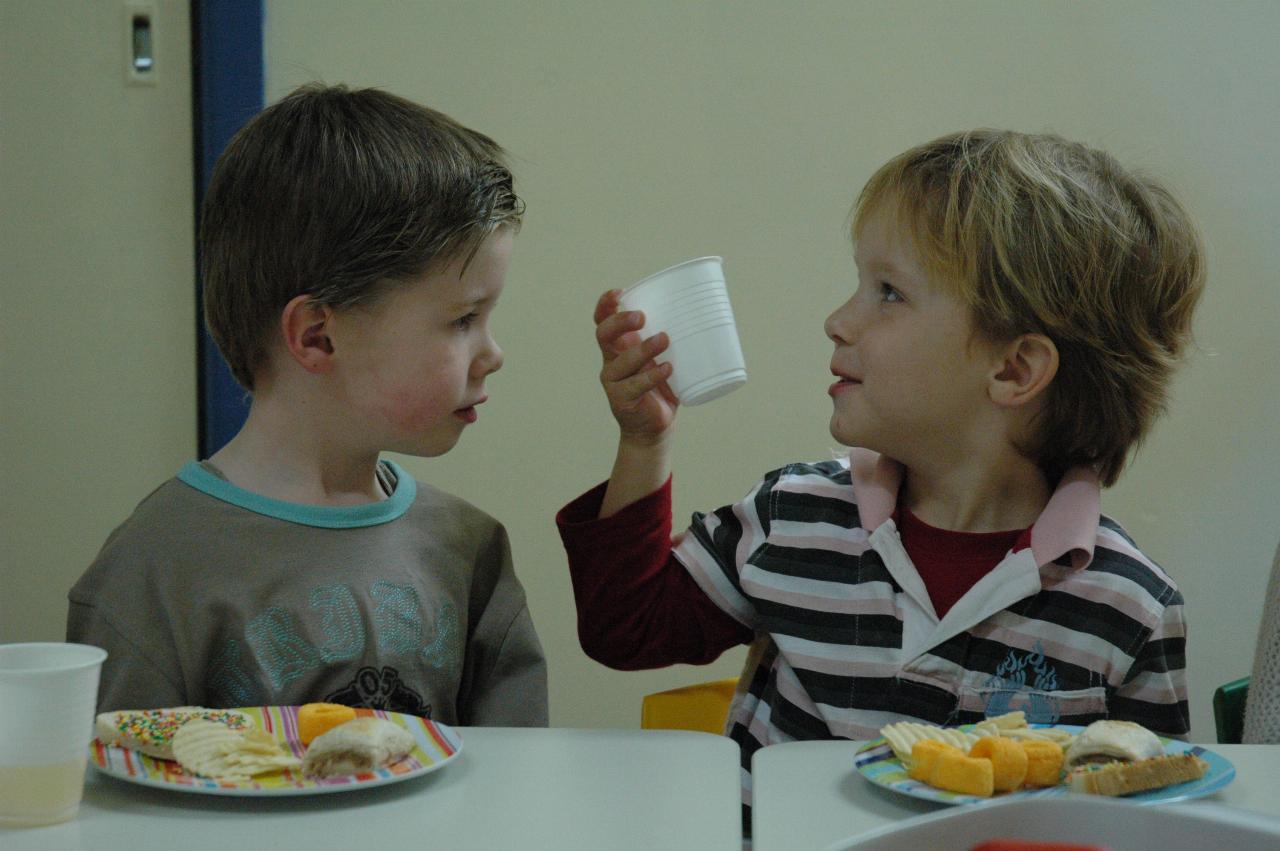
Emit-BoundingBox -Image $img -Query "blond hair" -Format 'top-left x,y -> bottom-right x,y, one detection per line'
854,130 -> 1204,486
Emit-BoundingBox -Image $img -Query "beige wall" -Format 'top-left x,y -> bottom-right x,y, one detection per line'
263,0 -> 1280,739
4,1 -> 1278,744
1,3 -> 195,640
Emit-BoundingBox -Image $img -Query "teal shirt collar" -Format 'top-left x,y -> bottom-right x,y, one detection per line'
177,459 -> 416,528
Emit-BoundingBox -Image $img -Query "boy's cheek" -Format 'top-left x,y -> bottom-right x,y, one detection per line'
382,399 -> 452,432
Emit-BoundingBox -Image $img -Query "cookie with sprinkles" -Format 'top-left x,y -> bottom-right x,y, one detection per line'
95,707 -> 254,760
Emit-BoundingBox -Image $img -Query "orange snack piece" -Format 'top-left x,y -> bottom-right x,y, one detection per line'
929,750 -> 994,797
1021,739 -> 1066,787
297,702 -> 357,745
908,739 -> 966,783
969,736 -> 1028,792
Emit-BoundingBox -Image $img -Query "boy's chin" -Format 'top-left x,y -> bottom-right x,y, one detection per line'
827,416 -> 861,448
386,435 -> 461,459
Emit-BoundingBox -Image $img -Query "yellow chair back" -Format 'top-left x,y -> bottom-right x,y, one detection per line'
641,678 -> 738,734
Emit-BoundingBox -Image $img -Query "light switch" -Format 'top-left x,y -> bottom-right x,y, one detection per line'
125,4 -> 158,86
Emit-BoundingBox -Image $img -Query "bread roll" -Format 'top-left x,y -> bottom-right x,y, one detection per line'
1063,720 -> 1163,767
301,716 -> 416,778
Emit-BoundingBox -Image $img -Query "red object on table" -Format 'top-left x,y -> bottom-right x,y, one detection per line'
970,842 -> 1112,851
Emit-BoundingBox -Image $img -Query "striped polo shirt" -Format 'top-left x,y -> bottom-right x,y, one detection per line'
672,449 -> 1189,802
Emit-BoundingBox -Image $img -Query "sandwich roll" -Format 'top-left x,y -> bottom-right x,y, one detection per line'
301,716 -> 416,778
1063,720 -> 1163,768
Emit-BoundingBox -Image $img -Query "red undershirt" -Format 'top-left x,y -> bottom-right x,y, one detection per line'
555,479 -> 1035,669
895,506 -> 1032,618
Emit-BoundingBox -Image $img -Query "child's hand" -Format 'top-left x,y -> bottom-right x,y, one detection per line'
595,289 -> 679,446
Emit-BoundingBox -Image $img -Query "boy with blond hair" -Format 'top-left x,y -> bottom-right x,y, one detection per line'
69,84 -> 547,724
558,129 -> 1203,809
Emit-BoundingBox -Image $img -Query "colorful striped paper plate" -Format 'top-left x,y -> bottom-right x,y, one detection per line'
854,724 -> 1234,806
89,705 -> 462,796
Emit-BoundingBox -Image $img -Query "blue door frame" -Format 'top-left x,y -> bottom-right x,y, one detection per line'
192,0 -> 262,457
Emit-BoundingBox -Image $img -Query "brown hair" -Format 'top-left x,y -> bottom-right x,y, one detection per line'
853,130 -> 1204,486
200,83 -> 523,390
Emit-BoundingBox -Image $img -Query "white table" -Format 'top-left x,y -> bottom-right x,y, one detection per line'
751,741 -> 1280,851
2,727 -> 742,851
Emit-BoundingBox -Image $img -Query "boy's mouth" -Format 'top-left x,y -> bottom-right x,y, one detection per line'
828,379 -> 860,397
455,395 -> 487,423
828,369 -> 861,397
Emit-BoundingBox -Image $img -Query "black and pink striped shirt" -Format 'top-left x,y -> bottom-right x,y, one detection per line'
557,449 -> 1189,807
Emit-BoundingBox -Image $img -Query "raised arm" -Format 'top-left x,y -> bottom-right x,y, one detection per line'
593,288 -> 679,517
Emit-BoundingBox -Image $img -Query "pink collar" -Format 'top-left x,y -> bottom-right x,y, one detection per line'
847,448 -> 1099,570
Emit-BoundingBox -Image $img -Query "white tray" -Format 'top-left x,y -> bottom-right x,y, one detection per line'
825,795 -> 1280,850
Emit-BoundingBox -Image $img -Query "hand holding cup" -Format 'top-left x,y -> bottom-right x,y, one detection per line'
595,288 -> 680,446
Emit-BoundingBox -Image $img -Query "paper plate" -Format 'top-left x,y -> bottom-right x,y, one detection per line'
854,724 -> 1234,806
90,705 -> 461,796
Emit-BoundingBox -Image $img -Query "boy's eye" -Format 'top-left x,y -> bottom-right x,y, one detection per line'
879,282 -> 904,303
453,312 -> 479,330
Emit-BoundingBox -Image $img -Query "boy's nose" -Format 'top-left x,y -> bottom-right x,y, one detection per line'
824,298 -> 855,345
476,336 -> 504,377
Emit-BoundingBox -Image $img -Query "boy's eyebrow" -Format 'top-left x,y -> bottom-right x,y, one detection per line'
450,294 -> 498,310
856,256 -> 906,276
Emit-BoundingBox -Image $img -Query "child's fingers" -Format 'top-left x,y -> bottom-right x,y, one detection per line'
600,332 -> 669,384
593,289 -> 624,325
608,361 -> 674,405
656,377 -> 680,408
596,308 -> 647,359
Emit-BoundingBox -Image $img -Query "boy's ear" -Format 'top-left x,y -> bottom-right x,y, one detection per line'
989,333 -> 1058,408
280,294 -> 336,374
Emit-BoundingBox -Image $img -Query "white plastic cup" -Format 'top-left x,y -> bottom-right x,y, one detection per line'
0,642 -> 107,827
619,256 -> 747,406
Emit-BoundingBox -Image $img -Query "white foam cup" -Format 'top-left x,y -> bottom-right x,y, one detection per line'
0,642 -> 107,826
619,256 -> 747,406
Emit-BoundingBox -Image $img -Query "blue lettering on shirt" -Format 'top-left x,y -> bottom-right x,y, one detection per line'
310,584 -> 364,662
214,582 -> 460,705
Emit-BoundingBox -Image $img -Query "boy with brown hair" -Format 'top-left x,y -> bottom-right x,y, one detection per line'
69,84 -> 547,724
558,129 -> 1204,804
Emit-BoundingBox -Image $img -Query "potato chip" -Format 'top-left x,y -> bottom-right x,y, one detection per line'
984,710 -> 1027,730
172,719 -> 301,780
881,721 -> 979,765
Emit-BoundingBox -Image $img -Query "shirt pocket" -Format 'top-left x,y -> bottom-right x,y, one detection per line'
954,681 -> 1109,726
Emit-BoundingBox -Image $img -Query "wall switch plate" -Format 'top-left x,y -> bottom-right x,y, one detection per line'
125,3 -> 158,86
